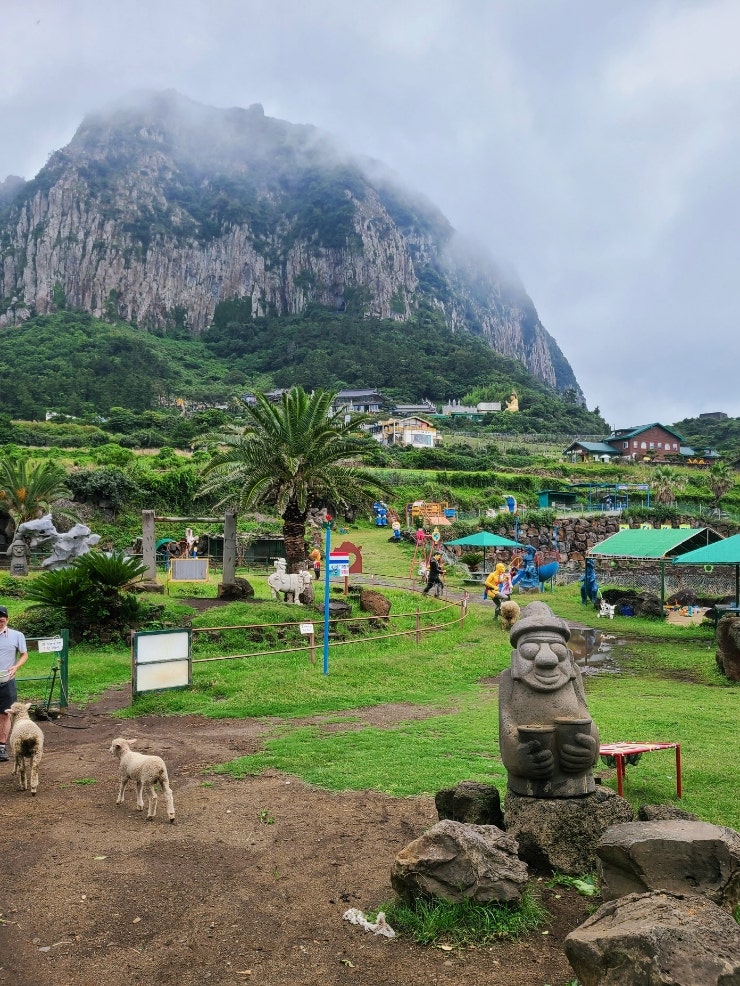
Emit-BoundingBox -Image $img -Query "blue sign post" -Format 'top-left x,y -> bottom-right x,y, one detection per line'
322,517 -> 332,675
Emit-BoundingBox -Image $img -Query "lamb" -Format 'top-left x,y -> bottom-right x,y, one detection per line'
109,737 -> 175,823
5,701 -> 44,795
500,599 -> 521,632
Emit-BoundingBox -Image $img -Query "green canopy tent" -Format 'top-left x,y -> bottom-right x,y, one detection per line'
672,533 -> 740,609
446,531 -> 520,574
587,527 -> 723,608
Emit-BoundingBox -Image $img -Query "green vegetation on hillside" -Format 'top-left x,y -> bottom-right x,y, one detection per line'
675,415 -> 740,467
0,308 -> 607,435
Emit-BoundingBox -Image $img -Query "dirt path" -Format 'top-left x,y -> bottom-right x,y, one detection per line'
1,688 -> 590,986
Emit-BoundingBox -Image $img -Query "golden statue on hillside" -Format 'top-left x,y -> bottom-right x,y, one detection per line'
505,391 -> 519,412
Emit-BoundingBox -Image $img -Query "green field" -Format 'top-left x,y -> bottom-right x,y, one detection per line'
9,520 -> 739,829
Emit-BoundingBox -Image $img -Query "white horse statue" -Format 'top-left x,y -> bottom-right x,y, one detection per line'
267,559 -> 312,604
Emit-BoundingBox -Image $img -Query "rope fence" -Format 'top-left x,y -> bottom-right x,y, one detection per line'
191,597 -> 469,666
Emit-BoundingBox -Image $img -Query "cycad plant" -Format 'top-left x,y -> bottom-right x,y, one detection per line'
25,550 -> 150,642
0,458 -> 73,524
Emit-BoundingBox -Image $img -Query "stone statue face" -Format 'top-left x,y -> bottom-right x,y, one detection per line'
511,630 -> 576,693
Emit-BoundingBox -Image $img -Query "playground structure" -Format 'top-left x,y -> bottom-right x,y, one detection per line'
405,500 -> 457,528
511,543 -> 560,592
409,526 -> 444,583
568,482 -> 651,512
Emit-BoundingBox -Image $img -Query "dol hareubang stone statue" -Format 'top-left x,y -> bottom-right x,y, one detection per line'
499,601 -> 599,798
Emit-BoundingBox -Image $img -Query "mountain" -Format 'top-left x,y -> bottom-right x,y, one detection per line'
0,90 -> 582,397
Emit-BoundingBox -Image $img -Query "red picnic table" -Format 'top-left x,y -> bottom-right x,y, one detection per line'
599,741 -> 682,798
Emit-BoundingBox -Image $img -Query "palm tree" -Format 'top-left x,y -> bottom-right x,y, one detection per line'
706,461 -> 734,508
197,387 -> 391,571
650,465 -> 686,506
0,458 -> 72,525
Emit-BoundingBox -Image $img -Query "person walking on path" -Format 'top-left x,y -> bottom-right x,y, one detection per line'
0,605 -> 28,762
422,552 -> 445,596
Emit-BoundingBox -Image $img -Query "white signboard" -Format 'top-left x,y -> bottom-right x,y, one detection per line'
37,637 -> 64,653
299,623 -> 315,635
170,558 -> 209,582
135,630 -> 189,664
133,629 -> 191,695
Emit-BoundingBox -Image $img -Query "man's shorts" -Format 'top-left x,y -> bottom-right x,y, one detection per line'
0,678 -> 18,711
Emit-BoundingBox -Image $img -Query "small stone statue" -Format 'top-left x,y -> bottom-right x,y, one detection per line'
6,534 -> 31,576
498,601 -> 599,798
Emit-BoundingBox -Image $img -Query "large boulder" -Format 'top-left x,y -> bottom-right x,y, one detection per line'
716,614 -> 740,681
358,588 -> 391,619
596,819 -> 740,911
390,819 -> 528,905
564,891 -> 740,986
131,580 -> 164,595
217,577 -> 254,600
637,803 -> 701,822
504,787 -> 634,875
435,781 -> 504,828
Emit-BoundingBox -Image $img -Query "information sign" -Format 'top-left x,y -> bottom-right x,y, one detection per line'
328,552 -> 349,578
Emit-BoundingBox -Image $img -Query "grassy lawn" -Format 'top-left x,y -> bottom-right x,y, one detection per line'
9,520 -> 739,829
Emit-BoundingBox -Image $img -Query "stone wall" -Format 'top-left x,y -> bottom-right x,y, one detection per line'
470,515 -> 740,599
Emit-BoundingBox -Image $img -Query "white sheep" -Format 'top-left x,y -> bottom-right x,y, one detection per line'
5,701 -> 44,795
109,737 -> 175,823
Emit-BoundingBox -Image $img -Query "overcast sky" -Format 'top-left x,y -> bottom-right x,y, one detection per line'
2,0 -> 738,429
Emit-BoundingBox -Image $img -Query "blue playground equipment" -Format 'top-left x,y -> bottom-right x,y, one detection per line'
512,544 -> 559,592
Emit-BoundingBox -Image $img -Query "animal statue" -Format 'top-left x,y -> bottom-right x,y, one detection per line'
511,544 -> 559,592
598,600 -> 616,620
579,558 -> 601,605
267,559 -> 312,604
15,514 -> 100,570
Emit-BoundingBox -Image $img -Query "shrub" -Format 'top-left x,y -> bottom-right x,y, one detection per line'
24,550 -> 151,643
66,467 -> 140,515
459,552 -> 483,569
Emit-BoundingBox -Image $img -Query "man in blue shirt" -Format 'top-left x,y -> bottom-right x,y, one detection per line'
0,606 -> 28,762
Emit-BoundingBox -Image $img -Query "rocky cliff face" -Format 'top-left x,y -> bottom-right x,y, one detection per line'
0,90 -> 582,396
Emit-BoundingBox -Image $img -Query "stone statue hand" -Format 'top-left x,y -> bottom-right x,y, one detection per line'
559,733 -> 597,773
518,740 -> 555,779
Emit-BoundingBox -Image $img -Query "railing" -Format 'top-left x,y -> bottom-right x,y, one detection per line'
14,631 -> 70,711
190,597 -> 469,666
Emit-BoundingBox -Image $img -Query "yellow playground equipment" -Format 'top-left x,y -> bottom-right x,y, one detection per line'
405,500 -> 457,528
